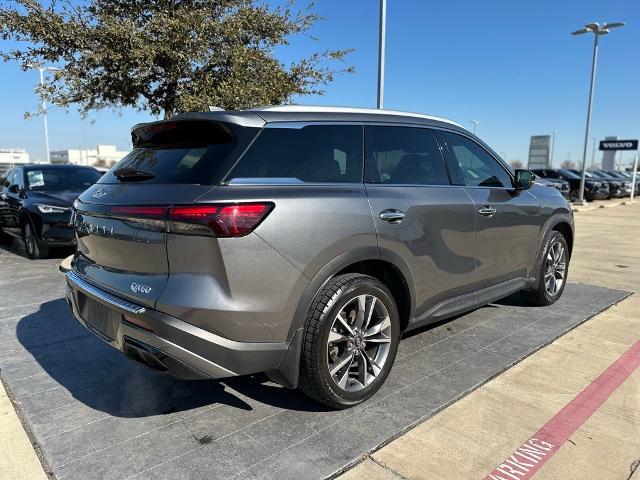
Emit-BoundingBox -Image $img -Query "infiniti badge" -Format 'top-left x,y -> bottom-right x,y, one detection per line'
131,283 -> 152,294
92,188 -> 108,199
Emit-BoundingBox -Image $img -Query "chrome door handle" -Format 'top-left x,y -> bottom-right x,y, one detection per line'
379,209 -> 405,224
478,206 -> 496,217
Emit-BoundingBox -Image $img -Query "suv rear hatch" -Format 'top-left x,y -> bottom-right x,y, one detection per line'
72,115 -> 263,307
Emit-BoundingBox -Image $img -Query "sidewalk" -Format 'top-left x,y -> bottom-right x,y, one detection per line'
340,201 -> 640,480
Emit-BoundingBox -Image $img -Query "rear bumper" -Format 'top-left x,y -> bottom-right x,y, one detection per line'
65,271 -> 293,381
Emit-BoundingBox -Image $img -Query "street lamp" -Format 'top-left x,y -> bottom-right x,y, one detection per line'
571,21 -> 625,204
26,64 -> 61,163
469,120 -> 480,135
376,0 -> 387,109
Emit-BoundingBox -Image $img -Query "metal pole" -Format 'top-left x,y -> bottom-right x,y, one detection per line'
550,130 -> 557,166
590,136 -> 597,168
38,67 -> 51,164
630,154 -> 638,202
578,33 -> 598,203
376,0 -> 386,109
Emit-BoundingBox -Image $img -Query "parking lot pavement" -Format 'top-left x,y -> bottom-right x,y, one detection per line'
340,201 -> 640,480
0,202 -> 636,480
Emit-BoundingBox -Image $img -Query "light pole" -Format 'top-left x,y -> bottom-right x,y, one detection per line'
590,136 -> 597,168
376,0 -> 387,109
572,21 -> 625,204
27,64 -> 60,163
550,130 -> 558,167
469,120 -> 480,135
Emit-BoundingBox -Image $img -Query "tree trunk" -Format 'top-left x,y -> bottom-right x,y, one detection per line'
163,107 -> 174,119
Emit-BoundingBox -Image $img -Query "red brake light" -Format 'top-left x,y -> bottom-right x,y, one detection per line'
167,203 -> 273,237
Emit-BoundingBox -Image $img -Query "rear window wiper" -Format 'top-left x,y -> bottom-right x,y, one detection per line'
113,167 -> 156,181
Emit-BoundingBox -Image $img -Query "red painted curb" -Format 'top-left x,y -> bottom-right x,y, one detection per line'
484,340 -> 640,480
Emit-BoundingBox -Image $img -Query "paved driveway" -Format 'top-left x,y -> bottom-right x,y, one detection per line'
0,241 -> 628,480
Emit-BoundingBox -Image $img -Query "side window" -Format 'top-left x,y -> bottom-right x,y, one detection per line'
439,131 -> 512,188
14,170 -> 24,190
228,124 -> 363,183
365,126 -> 450,185
5,170 -> 15,188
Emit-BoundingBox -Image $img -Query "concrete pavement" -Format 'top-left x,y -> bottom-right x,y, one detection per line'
1,201 -> 638,480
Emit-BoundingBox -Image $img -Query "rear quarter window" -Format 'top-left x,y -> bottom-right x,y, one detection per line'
227,124 -> 363,184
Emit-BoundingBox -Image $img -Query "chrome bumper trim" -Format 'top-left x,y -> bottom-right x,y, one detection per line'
66,271 -> 146,314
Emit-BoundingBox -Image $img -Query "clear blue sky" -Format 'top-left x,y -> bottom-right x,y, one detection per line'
0,0 -> 638,166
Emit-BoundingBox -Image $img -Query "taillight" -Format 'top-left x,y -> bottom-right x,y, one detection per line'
167,203 -> 273,237
106,203 -> 273,237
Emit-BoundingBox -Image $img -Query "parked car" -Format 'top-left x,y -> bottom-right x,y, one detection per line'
530,168 -> 607,201
0,164 -> 102,258
585,170 -> 628,197
532,176 -> 570,198
63,106 -> 574,408
603,170 -> 637,195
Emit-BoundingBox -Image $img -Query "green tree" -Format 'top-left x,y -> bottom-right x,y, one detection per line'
0,0 -> 352,119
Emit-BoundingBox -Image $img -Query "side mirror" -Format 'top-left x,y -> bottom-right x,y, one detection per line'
513,169 -> 535,191
8,184 -> 21,194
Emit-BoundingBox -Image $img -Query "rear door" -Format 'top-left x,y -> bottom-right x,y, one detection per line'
5,168 -> 24,232
364,125 -> 477,323
0,169 -> 13,228
437,130 -> 540,287
73,118 -> 261,307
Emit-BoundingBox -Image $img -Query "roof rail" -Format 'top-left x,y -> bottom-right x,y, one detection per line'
251,105 -> 462,128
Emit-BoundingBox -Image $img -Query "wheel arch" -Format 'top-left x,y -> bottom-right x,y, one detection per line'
269,248 -> 414,389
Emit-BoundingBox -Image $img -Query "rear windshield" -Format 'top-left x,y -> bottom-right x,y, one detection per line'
26,168 -> 102,192
99,121 -> 258,185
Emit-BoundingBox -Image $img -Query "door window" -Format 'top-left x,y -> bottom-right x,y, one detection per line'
228,124 -> 363,183
439,131 -> 512,188
2,170 -> 13,188
365,126 -> 450,185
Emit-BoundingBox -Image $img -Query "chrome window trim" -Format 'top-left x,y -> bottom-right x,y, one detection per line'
66,271 -> 146,314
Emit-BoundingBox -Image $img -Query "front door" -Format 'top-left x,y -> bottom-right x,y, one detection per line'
364,125 -> 477,322
437,130 -> 540,286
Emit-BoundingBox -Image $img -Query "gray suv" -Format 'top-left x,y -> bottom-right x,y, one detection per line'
64,106 -> 573,408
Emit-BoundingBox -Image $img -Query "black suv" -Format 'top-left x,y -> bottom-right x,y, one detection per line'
531,168 -> 608,202
0,164 -> 102,258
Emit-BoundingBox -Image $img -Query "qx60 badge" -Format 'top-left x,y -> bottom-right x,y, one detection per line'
131,283 -> 152,294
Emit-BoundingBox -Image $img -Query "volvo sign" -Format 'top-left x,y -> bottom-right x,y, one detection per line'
599,139 -> 638,151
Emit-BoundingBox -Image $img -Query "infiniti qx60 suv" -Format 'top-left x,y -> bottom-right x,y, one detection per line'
64,106 -> 573,408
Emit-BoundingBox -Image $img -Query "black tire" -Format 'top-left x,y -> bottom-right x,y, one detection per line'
299,273 -> 400,409
0,228 -> 12,245
22,218 -> 49,259
569,189 -> 579,202
522,231 -> 569,306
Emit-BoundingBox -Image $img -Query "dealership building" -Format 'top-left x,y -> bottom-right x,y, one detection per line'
50,144 -> 129,168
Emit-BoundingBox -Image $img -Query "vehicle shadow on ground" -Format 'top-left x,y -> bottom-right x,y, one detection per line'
15,299 -> 329,418
1,238 -> 74,260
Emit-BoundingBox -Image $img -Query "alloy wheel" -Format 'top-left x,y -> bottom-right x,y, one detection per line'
326,294 -> 392,392
544,241 -> 566,296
